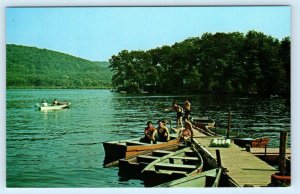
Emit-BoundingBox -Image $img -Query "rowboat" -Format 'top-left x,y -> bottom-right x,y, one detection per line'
232,137 -> 270,148
38,102 -> 70,111
191,116 -> 215,129
118,144 -> 185,179
103,134 -> 180,166
141,146 -> 204,187
156,168 -> 222,187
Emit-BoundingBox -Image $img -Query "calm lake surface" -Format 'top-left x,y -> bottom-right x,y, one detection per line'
6,89 -> 291,187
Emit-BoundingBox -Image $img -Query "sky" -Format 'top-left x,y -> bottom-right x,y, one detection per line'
6,6 -> 290,61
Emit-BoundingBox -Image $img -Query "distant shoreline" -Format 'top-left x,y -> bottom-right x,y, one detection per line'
6,86 -> 112,90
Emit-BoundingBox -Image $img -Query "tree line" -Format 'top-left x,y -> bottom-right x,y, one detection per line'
109,30 -> 290,96
6,44 -> 113,89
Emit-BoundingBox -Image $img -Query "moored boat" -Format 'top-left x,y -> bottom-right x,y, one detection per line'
141,146 -> 204,187
232,137 -> 270,148
118,144 -> 185,179
156,168 -> 222,187
103,134 -> 180,166
191,116 -> 215,129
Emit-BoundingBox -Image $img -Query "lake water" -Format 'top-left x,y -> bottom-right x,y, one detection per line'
6,89 -> 291,187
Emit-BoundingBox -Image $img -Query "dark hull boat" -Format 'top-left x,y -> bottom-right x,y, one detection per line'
232,137 -> 270,148
191,117 -> 215,129
103,134 -> 179,166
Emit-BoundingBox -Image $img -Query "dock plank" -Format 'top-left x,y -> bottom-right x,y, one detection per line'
193,129 -> 278,187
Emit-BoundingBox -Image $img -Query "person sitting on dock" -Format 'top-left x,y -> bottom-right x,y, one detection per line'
179,119 -> 194,142
155,120 -> 170,142
140,121 -> 157,144
173,101 -> 183,128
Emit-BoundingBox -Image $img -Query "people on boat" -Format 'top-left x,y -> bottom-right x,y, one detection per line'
140,121 -> 157,143
154,120 -> 170,142
172,100 -> 183,128
179,119 -> 194,142
41,100 -> 48,107
52,99 -> 58,105
183,100 -> 191,120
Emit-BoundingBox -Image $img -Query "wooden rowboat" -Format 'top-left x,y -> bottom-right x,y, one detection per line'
118,144 -> 185,179
103,134 -> 180,166
38,102 -> 70,111
191,117 -> 215,130
141,146 -> 204,187
232,137 -> 270,148
156,168 -> 222,187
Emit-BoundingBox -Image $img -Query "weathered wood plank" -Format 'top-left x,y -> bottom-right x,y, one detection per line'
193,129 -> 280,187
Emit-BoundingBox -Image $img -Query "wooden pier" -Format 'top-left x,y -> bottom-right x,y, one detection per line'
193,129 -> 279,187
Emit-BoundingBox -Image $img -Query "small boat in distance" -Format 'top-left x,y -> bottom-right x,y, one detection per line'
141,146 -> 204,187
156,168 -> 222,187
37,101 -> 71,111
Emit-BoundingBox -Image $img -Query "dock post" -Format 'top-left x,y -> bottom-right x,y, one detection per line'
216,149 -> 222,167
264,145 -> 267,159
214,122 -> 217,135
226,111 -> 232,139
279,131 -> 288,175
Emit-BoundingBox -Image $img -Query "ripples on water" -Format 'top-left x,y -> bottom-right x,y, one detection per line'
6,90 -> 290,187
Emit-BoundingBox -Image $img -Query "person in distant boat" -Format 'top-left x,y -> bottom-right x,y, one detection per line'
184,100 -> 191,120
173,100 -> 183,128
41,100 -> 48,107
179,119 -> 194,142
140,121 -> 157,144
154,120 -> 170,142
52,99 -> 58,105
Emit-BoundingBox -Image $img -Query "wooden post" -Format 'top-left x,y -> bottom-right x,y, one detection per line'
214,122 -> 217,135
264,145 -> 267,159
216,149 -> 222,167
226,111 -> 232,139
245,144 -> 251,152
279,131 -> 288,175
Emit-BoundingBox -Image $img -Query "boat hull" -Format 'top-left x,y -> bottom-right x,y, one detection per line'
192,117 -> 215,130
156,168 -> 222,187
232,137 -> 270,148
103,137 -> 179,166
142,146 -> 204,187
118,144 -> 184,179
39,103 -> 70,111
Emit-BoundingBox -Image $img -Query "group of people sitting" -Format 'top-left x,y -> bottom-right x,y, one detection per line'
140,98 -> 194,144
140,119 -> 194,144
140,120 -> 170,144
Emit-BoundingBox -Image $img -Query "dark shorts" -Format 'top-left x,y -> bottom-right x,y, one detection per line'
185,110 -> 191,116
177,112 -> 183,119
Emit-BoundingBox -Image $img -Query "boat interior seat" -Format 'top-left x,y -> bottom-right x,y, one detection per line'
152,150 -> 172,157
137,155 -> 159,163
168,156 -> 199,164
154,163 -> 197,172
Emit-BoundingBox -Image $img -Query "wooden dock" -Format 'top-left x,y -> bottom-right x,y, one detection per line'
193,129 -> 279,187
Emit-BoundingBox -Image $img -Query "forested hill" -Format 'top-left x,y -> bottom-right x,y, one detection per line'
6,44 -> 113,88
109,31 -> 290,96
